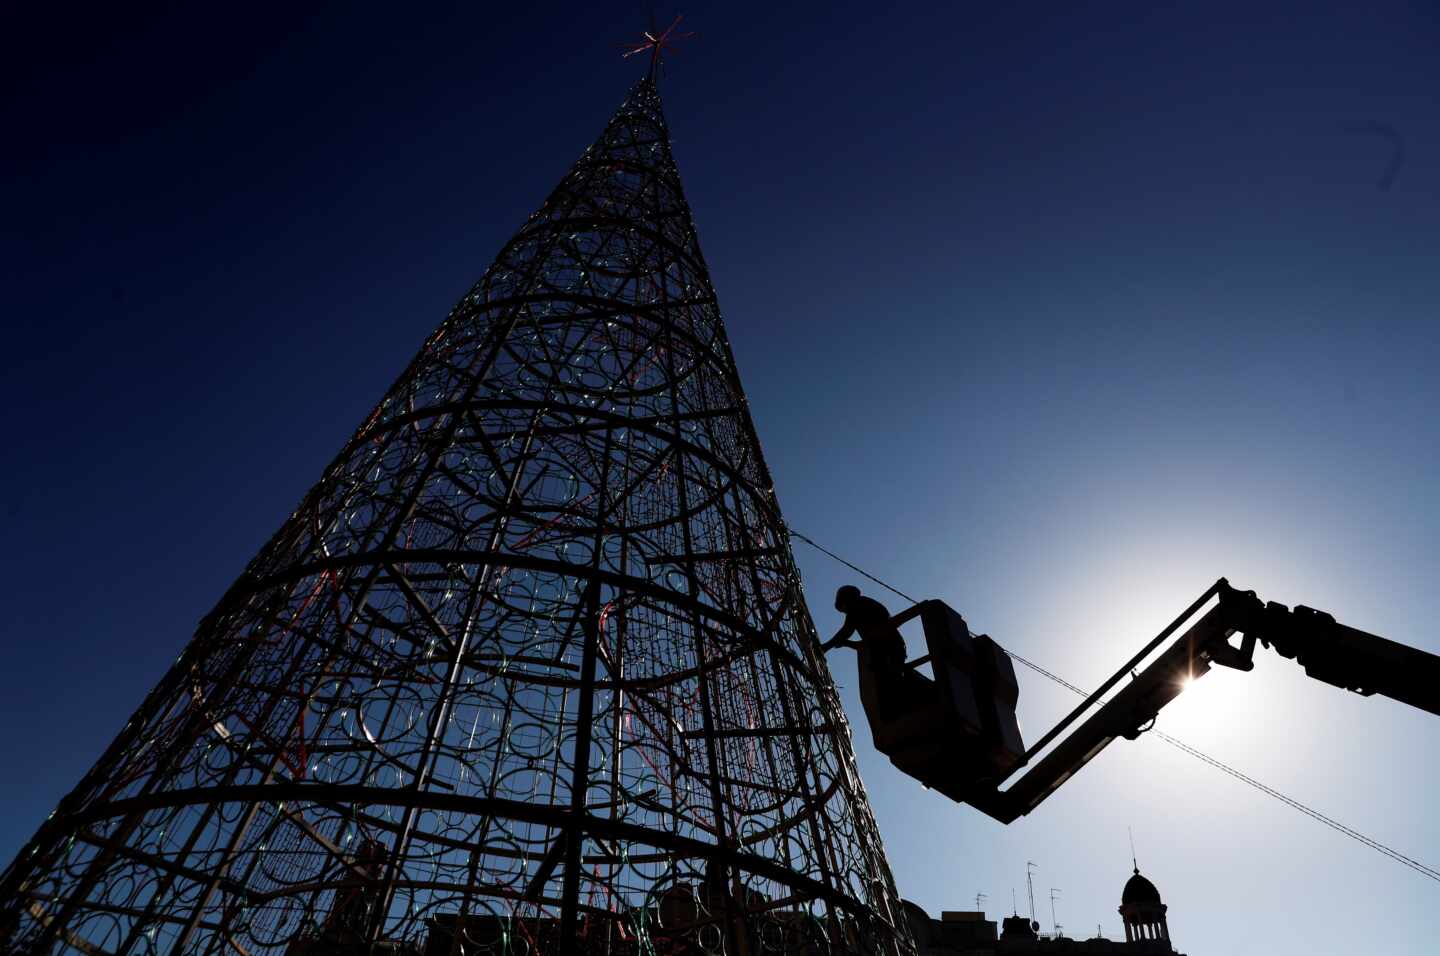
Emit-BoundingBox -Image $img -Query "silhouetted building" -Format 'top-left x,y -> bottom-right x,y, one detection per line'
420,884 -> 866,955
903,865 -> 1185,955
282,858 -> 1185,954
286,839 -> 420,956
1118,867 -> 1170,945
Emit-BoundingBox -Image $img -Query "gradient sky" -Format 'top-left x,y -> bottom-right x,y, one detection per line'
3,3 -> 1438,953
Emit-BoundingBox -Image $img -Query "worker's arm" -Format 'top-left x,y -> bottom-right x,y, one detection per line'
821,621 -> 858,651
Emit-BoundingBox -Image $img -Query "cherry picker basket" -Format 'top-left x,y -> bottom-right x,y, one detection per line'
855,600 -> 1027,801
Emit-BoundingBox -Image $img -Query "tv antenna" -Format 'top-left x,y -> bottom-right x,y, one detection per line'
975,891 -> 988,912
1049,887 -> 1062,936
1026,861 -> 1038,920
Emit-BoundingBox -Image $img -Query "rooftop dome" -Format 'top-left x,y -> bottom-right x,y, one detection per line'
1122,868 -> 1162,905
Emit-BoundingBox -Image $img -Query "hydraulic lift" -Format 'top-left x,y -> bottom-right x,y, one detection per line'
842,578 -> 1440,822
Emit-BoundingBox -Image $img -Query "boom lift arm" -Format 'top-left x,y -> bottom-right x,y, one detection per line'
850,578 -> 1440,824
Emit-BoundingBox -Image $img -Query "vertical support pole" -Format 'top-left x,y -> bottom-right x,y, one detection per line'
559,579 -> 601,953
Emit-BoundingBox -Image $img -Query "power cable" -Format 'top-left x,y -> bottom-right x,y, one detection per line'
1150,730 -> 1440,883
786,528 -> 917,604
786,525 -> 1440,885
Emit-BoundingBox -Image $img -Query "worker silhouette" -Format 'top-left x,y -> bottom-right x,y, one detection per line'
823,586 -> 908,712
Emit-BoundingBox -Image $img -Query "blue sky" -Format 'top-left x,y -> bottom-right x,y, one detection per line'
2,2 -> 1438,952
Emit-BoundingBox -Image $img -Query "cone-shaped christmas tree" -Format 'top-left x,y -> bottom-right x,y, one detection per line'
0,75 -> 913,956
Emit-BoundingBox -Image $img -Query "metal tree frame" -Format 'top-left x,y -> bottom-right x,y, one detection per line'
0,77 -> 914,956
